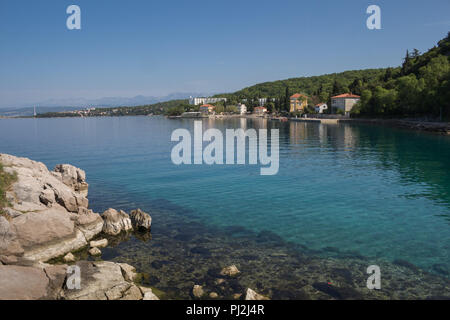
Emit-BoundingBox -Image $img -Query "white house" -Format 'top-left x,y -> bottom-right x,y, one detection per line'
331,93 -> 360,116
237,103 -> 247,115
315,103 -> 328,114
189,96 -> 227,105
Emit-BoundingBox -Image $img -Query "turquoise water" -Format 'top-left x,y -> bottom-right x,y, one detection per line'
1,116 -> 449,277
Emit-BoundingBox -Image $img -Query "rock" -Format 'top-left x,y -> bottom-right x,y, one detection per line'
64,261 -> 136,300
90,238 -> 108,248
215,278 -> 225,285
11,208 -> 87,261
119,263 -> 137,282
63,253 -> 76,262
0,154 -> 102,262
130,208 -> 152,231
220,265 -> 240,277
143,290 -> 160,300
44,264 -> 68,299
89,247 -> 101,256
0,265 -> 49,300
209,292 -> 219,299
192,285 -> 205,298
101,208 -> 133,235
39,188 -> 55,207
74,208 -> 103,240
245,288 -> 269,300
53,164 -> 88,194
233,293 -> 242,300
0,216 -> 24,256
140,287 -> 160,300
120,284 -> 143,300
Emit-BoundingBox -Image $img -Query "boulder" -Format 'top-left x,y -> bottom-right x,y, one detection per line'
192,285 -> 204,298
90,239 -> 108,248
0,154 -> 89,215
11,208 -> 87,262
220,265 -> 240,277
120,285 -> 143,300
140,287 -> 160,300
63,253 -> 75,263
0,216 -> 24,256
0,265 -> 49,300
64,261 -> 139,300
101,208 -> 133,235
130,208 -> 152,231
53,164 -> 88,194
245,288 -> 269,300
89,247 -> 101,256
119,263 -> 137,282
209,292 -> 219,299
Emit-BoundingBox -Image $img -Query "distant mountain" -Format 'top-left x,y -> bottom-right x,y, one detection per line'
0,92 -> 214,117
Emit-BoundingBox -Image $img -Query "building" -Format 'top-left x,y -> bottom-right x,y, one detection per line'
199,104 -> 215,114
189,96 -> 227,105
315,103 -> 328,114
258,98 -> 267,106
331,93 -> 361,116
290,94 -> 308,113
254,106 -> 267,115
237,103 -> 247,115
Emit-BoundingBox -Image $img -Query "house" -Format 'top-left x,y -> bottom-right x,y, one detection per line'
237,103 -> 247,115
199,104 -> 215,114
315,103 -> 328,114
331,93 -> 360,116
254,106 -> 267,115
290,94 -> 308,113
189,96 -> 227,105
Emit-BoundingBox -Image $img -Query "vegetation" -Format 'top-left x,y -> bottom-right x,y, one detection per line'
216,32 -> 450,119
0,163 -> 17,217
352,32 -> 450,119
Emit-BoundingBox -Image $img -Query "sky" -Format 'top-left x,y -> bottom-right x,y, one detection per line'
0,0 -> 449,108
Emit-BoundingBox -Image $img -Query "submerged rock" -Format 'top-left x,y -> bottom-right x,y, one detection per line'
245,288 -> 269,300
101,208 -> 133,235
89,247 -> 101,256
192,285 -> 205,298
130,208 -> 152,231
220,265 -> 240,277
90,238 -> 108,248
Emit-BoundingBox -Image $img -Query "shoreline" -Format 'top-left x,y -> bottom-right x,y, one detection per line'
4,114 -> 448,135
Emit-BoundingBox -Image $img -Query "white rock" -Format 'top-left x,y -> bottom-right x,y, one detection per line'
63,252 -> 75,262
90,239 -> 108,248
88,247 -> 101,256
245,288 -> 269,300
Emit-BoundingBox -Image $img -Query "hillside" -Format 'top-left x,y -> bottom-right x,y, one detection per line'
218,32 -> 450,118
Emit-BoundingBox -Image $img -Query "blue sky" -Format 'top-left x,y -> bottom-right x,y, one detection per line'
0,0 -> 449,108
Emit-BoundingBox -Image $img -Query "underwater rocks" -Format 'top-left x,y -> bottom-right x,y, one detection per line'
245,288 -> 269,300
101,208 -> 133,236
220,265 -> 240,277
192,285 -> 205,298
130,208 -> 152,231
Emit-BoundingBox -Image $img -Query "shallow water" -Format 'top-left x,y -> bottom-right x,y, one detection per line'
1,116 -> 449,298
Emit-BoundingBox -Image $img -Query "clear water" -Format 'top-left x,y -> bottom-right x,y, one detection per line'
1,116 -> 449,277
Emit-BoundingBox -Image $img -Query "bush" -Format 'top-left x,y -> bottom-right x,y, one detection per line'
0,163 -> 17,216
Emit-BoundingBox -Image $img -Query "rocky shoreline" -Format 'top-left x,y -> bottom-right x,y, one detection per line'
0,153 -> 267,300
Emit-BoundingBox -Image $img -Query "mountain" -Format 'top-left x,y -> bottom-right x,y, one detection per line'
0,92 -> 212,117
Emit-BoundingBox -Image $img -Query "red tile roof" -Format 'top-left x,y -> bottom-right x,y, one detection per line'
254,106 -> 267,109
290,93 -> 308,99
331,93 -> 360,99
200,104 -> 215,108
